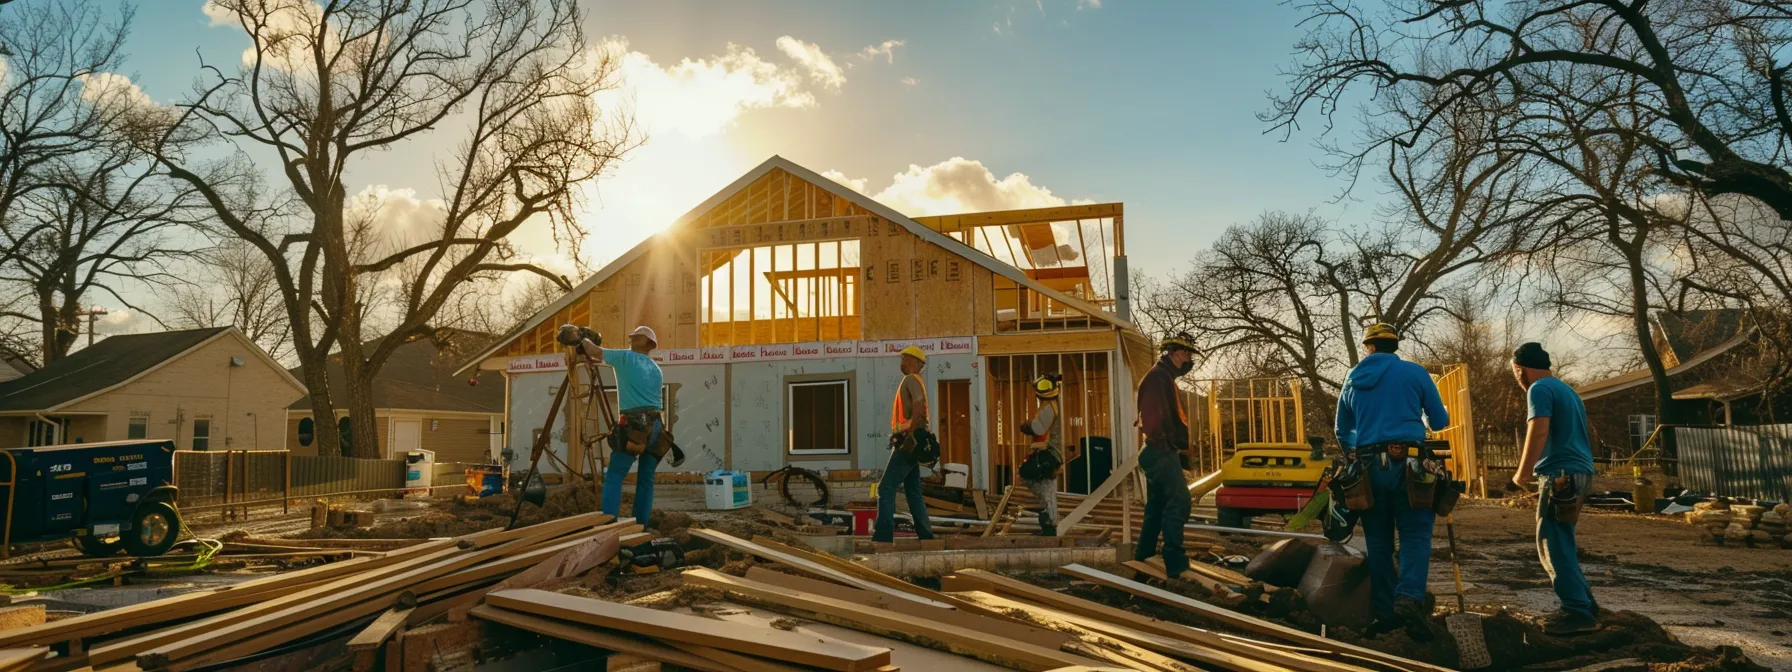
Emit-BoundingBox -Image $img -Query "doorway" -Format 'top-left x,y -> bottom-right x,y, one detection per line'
937,380 -> 972,486
391,419 -> 422,459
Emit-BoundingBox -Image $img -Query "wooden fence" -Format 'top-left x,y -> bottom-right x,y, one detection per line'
172,451 -> 408,518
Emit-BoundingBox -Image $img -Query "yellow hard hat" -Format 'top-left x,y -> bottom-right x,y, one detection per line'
1033,375 -> 1061,399
1160,332 -> 1197,353
1362,323 -> 1400,343
899,345 -> 928,363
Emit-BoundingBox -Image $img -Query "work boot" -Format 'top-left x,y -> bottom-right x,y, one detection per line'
1362,616 -> 1402,639
1393,595 -> 1436,642
1035,522 -> 1057,537
1542,610 -> 1599,635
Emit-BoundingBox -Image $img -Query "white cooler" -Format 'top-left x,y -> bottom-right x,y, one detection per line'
704,470 -> 751,510
403,449 -> 436,498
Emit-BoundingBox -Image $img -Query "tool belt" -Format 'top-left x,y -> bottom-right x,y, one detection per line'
1543,474 -> 1585,525
889,428 -> 941,466
1017,446 -> 1062,482
1356,441 -> 1428,460
1330,461 -> 1374,512
610,411 -> 671,458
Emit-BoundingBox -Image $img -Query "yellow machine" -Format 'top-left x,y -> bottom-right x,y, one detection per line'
1211,441 -> 1333,527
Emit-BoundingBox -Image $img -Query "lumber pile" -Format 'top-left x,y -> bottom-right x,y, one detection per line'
1688,501 -> 1792,548
0,511 -> 640,671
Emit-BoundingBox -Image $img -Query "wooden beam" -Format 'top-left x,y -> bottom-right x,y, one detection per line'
1056,451 -> 1141,531
1056,565 -> 1450,672
345,607 -> 413,653
486,589 -> 890,672
683,569 -> 1098,672
743,568 -> 1070,651
976,332 -> 1116,357
913,204 -> 1124,233
945,570 -> 1366,672
744,537 -> 1017,620
470,606 -> 737,672
981,487 -> 1015,538
690,530 -> 948,608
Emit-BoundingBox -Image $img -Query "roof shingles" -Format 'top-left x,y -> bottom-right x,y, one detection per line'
0,327 -> 230,412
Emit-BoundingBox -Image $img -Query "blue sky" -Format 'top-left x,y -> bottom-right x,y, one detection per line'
102,1 -> 1386,333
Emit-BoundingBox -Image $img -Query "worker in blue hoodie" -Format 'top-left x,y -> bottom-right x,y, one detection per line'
1334,323 -> 1450,639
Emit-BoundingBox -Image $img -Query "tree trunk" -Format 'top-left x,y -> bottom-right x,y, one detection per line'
294,345 -> 345,457
339,343 -> 381,460
1623,243 -> 1676,434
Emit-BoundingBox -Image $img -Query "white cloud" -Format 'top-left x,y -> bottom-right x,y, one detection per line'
597,37 -> 814,140
347,185 -> 448,252
900,76 -> 918,88
202,0 -> 330,71
1078,0 -> 1102,8
820,170 -> 869,194
856,40 -> 906,65
76,72 -> 156,111
775,36 -> 845,91
842,157 -> 1091,216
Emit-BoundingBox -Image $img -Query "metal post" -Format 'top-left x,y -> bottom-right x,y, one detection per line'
284,451 -> 291,515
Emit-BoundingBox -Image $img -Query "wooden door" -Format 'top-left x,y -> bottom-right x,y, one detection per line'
937,380 -> 973,477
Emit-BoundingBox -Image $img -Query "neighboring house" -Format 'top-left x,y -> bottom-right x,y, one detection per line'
0,350 -> 34,383
1576,309 -> 1786,456
0,327 -> 304,449
456,156 -> 1152,491
287,329 -> 505,463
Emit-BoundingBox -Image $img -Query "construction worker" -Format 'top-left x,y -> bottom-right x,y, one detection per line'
873,345 -> 937,543
1018,375 -> 1065,536
577,326 -> 664,524
1334,323 -> 1449,639
1134,333 -> 1197,577
1510,342 -> 1600,634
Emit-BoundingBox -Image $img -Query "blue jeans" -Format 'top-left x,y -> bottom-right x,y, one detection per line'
1133,444 -> 1191,576
873,448 -> 935,542
602,416 -> 662,523
1362,456 -> 1435,619
1538,473 -> 1597,617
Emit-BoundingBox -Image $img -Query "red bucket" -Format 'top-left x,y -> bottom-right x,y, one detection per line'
850,508 -> 877,536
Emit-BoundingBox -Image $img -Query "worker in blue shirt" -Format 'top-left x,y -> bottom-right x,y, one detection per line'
1510,342 -> 1601,635
1334,323 -> 1449,639
578,325 -> 665,524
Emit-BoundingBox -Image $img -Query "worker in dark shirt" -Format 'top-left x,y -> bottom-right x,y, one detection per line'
1133,332 -> 1198,577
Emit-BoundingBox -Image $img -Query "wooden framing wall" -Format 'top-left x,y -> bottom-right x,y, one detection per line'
983,351 -> 1114,492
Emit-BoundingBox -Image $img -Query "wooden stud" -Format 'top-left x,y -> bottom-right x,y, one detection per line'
345,607 -> 414,653
486,589 -> 889,672
470,606 -> 738,672
683,569 -> 1097,672
742,568 -> 1070,651
689,530 -> 948,608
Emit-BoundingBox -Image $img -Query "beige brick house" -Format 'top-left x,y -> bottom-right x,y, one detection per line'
0,327 -> 305,449
287,329 -> 503,463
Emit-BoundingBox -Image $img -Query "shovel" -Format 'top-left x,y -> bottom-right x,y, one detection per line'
1444,514 -> 1491,669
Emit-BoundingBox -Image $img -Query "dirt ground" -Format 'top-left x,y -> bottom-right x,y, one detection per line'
1445,499 -> 1792,670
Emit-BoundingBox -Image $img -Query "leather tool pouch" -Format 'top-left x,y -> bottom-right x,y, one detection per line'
1547,476 -> 1583,525
1334,462 -> 1374,511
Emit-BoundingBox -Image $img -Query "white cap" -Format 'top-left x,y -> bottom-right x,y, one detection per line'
629,325 -> 658,345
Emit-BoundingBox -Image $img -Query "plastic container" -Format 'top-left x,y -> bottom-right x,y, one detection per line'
704,470 -> 751,510
850,508 -> 878,536
465,464 -> 505,497
403,450 -> 435,498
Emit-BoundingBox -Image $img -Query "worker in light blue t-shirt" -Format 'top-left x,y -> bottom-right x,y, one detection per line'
1511,342 -> 1600,635
578,326 -> 664,524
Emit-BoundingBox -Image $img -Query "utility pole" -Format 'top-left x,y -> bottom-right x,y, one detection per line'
81,307 -> 107,347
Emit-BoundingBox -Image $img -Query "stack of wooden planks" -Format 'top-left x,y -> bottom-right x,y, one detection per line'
648,528 -> 1448,672
0,511 -> 641,671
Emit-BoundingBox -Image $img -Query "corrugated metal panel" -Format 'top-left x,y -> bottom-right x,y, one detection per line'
1674,425 -> 1792,502
290,455 -> 404,497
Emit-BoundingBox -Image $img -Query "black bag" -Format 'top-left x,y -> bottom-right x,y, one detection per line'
893,428 -> 942,466
1018,447 -> 1062,482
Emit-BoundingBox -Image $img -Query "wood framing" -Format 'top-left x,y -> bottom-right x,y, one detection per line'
742,568 -> 1070,650
470,605 -> 740,672
690,530 -> 949,608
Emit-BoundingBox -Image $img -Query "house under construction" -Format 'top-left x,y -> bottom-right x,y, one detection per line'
459,156 -> 1154,491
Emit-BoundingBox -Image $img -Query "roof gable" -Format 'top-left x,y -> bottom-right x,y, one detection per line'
457,156 -> 1133,374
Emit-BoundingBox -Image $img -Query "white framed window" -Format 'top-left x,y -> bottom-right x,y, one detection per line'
1627,414 -> 1657,449
788,380 -> 850,455
128,415 -> 149,439
193,419 -> 211,451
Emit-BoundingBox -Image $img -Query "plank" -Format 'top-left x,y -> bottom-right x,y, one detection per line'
1186,470 -> 1223,501
755,507 -> 796,526
691,530 -> 948,608
1056,451 -> 1141,531
443,527 -> 627,622
1124,561 -> 1244,608
981,487 -> 1015,538
746,537 -> 1009,619
743,568 -> 1071,651
683,569 -> 1098,672
345,607 -> 414,652
126,517 -> 621,669
923,497 -> 965,514
0,649 -> 47,672
973,490 -> 991,520
955,590 -> 1361,672
486,588 -> 890,672
946,570 -> 1365,672
470,606 -> 734,672
1057,565 -> 1450,672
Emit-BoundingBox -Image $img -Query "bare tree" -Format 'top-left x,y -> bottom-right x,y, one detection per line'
151,0 -> 635,457
161,239 -> 292,361
1269,1 -> 1792,221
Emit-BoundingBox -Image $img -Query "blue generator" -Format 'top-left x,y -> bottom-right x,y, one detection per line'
0,439 -> 182,558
